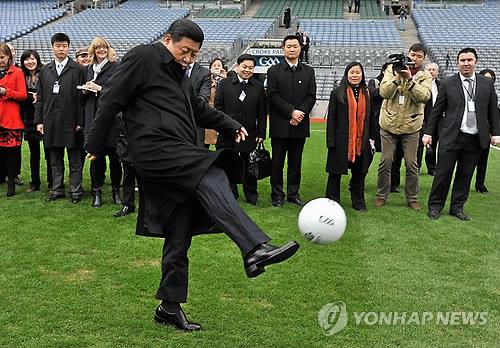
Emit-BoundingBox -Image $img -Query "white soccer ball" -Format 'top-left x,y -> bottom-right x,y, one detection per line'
298,198 -> 347,244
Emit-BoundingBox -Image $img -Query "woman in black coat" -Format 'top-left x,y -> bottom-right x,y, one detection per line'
325,62 -> 376,211
82,36 -> 121,207
20,49 -> 51,191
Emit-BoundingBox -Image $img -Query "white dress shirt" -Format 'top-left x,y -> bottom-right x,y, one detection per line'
55,57 -> 69,76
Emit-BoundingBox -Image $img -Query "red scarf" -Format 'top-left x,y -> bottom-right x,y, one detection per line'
347,87 -> 366,162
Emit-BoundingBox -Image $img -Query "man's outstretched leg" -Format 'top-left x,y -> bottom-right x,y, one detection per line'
194,166 -> 299,278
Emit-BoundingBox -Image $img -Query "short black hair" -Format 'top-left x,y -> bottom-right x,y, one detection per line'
237,54 -> 256,65
408,43 -> 426,56
166,19 -> 204,48
20,49 -> 43,76
457,47 -> 478,61
51,32 -> 70,46
479,68 -> 496,83
282,35 -> 300,46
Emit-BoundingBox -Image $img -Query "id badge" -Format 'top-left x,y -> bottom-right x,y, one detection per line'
398,95 -> 405,105
468,101 -> 476,112
53,82 -> 60,94
239,90 -> 246,102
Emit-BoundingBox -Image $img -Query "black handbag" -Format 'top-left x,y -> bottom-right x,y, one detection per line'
247,142 -> 271,180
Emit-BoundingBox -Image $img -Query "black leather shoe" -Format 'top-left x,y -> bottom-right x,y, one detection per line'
113,205 -> 135,217
450,211 -> 471,221
246,199 -> 258,206
287,198 -> 306,207
476,185 -> 489,194
71,196 -> 81,204
244,241 -> 300,278
154,305 -> 202,331
272,200 -> 283,207
427,210 -> 440,219
92,189 -> 102,208
46,193 -> 65,202
112,187 -> 122,205
27,182 -> 40,192
6,181 -> 15,197
390,187 -> 400,193
353,205 -> 367,212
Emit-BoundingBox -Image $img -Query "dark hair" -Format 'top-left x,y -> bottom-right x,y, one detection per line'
0,43 -> 13,67
51,32 -> 70,46
479,68 -> 496,83
341,61 -> 367,88
209,57 -> 226,71
20,49 -> 43,76
166,19 -> 204,48
408,43 -> 426,56
457,47 -> 478,61
237,54 -> 256,65
282,35 -> 300,46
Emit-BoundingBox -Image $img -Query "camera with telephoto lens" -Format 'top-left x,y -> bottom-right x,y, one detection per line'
388,53 -> 416,73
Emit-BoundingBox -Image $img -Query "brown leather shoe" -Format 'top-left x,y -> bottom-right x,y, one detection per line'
408,201 -> 421,210
374,198 -> 386,207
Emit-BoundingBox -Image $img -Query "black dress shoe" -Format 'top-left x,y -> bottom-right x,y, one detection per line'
353,205 -> 367,212
475,185 -> 489,194
390,187 -> 400,193
92,189 -> 102,208
113,205 -> 135,217
427,210 -> 440,219
450,211 -> 471,221
46,193 -> 65,202
154,305 -> 202,331
71,196 -> 81,204
287,198 -> 306,207
112,187 -> 122,205
244,241 -> 300,278
246,199 -> 258,206
272,200 -> 283,207
27,182 -> 40,192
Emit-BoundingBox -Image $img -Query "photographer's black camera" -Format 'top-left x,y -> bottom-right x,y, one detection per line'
388,53 -> 416,72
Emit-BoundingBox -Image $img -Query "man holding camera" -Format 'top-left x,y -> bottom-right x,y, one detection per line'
375,43 -> 432,210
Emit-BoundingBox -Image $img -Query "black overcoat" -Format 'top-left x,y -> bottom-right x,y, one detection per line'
34,59 -> 85,148
267,61 -> 316,138
86,42 -> 244,238
83,61 -> 119,148
215,74 -> 267,153
326,85 -> 376,175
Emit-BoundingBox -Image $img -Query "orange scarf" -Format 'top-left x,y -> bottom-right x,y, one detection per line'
347,86 -> 366,163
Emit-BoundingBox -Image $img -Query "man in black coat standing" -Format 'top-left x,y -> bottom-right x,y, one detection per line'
35,33 -> 85,203
186,61 -> 211,145
86,19 -> 299,331
215,54 -> 267,205
423,48 -> 500,221
267,35 -> 317,207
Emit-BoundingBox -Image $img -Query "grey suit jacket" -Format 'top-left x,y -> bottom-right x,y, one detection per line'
189,62 -> 211,102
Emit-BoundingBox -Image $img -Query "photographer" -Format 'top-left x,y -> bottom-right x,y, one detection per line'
375,43 -> 432,210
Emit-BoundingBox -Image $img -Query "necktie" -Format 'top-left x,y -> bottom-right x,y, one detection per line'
291,65 -> 297,72
185,66 -> 191,78
56,63 -> 63,75
241,80 -> 247,89
465,78 -> 476,128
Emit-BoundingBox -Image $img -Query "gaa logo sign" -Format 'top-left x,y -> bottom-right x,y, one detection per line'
258,56 -> 281,66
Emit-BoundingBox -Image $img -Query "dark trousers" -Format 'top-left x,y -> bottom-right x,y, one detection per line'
156,166 -> 269,302
0,146 -> 21,187
270,138 -> 306,201
428,133 -> 481,213
326,156 -> 366,209
27,140 -> 52,189
90,146 -> 122,189
390,141 -> 404,190
121,161 -> 137,207
229,151 -> 258,203
49,147 -> 83,197
474,147 -> 490,189
416,129 -> 438,174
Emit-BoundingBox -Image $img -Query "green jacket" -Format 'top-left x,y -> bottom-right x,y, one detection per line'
379,64 -> 432,134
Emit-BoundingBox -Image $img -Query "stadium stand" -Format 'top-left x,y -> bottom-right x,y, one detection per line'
255,0 -> 343,19
195,8 -> 240,18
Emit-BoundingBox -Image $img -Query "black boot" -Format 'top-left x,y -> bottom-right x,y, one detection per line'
92,188 -> 102,208
6,179 -> 15,197
112,186 -> 122,205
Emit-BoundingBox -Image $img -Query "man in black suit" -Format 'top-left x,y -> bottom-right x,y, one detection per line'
215,54 -> 267,205
186,61 -> 211,145
417,62 -> 440,176
267,35 -> 316,207
423,48 -> 500,221
86,19 -> 298,331
35,33 -> 85,203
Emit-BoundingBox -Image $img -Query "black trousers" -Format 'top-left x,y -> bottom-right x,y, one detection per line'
49,147 -> 83,197
326,156 -> 366,209
0,146 -> 21,185
228,151 -> 258,203
27,139 -> 52,189
270,138 -> 306,201
390,141 -> 404,189
428,133 -> 481,213
121,160 -> 137,207
474,147 -> 490,189
416,129 -> 438,174
90,146 -> 122,189
156,166 -> 269,303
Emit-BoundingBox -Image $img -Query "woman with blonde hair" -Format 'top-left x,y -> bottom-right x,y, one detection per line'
82,36 -> 122,207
